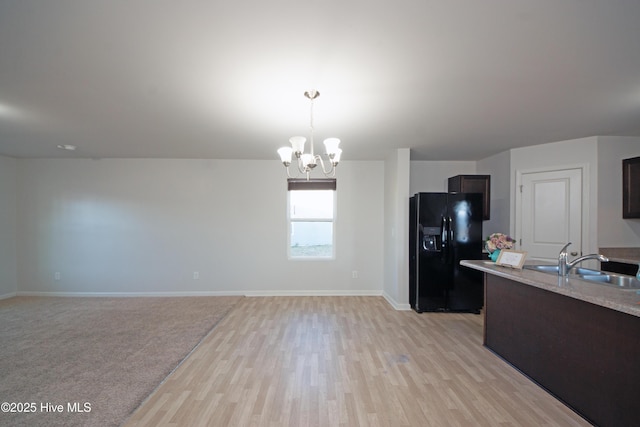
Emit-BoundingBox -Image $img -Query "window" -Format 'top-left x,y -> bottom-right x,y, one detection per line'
288,188 -> 335,259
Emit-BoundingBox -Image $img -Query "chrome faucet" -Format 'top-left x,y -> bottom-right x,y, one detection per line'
558,242 -> 609,276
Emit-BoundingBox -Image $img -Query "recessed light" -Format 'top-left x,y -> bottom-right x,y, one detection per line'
57,144 -> 77,151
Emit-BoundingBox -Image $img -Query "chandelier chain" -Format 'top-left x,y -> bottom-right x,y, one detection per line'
309,95 -> 315,157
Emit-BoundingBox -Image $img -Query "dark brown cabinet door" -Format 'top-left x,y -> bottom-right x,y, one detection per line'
623,156 -> 640,218
448,175 -> 491,220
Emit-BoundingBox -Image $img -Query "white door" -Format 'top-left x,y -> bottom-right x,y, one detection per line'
516,168 -> 583,262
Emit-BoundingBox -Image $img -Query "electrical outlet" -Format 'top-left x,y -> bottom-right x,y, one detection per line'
352,271 -> 359,279
193,271 -> 199,280
54,272 -> 61,281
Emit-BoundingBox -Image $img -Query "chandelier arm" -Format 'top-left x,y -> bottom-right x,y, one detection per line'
296,157 -> 308,175
315,155 -> 335,176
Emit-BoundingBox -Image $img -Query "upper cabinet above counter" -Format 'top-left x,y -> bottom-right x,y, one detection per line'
448,174 -> 491,220
623,156 -> 640,218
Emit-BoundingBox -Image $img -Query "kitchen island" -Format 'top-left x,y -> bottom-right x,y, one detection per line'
461,260 -> 640,427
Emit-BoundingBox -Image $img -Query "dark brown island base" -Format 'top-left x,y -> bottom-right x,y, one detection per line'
461,260 -> 640,427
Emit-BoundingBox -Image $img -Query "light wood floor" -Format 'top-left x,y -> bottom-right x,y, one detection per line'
124,296 -> 590,426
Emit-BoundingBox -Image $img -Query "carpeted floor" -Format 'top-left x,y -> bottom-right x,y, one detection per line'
0,295 -> 242,427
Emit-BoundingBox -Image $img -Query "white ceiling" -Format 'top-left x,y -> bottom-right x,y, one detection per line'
1,0 -> 640,161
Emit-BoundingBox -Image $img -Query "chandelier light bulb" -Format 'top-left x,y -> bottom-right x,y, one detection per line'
331,148 -> 342,164
277,146 -> 293,165
289,136 -> 306,156
323,138 -> 340,155
301,153 -> 315,169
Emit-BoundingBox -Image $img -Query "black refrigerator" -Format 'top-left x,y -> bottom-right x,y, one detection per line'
409,192 -> 484,313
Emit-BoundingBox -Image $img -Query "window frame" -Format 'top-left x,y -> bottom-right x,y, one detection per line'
286,179 -> 337,260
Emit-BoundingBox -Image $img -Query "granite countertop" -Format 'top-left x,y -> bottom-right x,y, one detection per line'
461,260 -> 640,318
599,247 -> 640,265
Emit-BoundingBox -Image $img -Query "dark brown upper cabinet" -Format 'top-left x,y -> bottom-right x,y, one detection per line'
623,156 -> 640,218
448,175 -> 491,220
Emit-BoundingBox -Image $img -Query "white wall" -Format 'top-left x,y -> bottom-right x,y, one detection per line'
597,136 -> 640,247
0,155 -> 17,298
509,137 -> 599,253
383,149 -> 410,309
409,161 -> 476,195
9,137 -> 639,301
15,158 -> 385,295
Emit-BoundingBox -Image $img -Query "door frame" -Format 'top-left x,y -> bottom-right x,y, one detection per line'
514,163 -> 593,259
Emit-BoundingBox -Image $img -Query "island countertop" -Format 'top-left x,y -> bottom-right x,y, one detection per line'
599,247 -> 640,264
461,260 -> 640,318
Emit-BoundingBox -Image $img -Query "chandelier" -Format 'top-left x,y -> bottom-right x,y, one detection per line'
277,90 -> 342,180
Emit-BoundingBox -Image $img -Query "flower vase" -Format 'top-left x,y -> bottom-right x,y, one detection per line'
489,249 -> 501,262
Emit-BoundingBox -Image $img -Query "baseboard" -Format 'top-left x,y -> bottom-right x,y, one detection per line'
12,290 -> 407,307
15,290 -> 385,298
16,291 -> 245,297
382,291 -> 412,311
244,290 -> 384,297
0,292 -> 17,300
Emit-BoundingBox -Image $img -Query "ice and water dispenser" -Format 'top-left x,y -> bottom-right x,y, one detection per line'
421,226 -> 441,253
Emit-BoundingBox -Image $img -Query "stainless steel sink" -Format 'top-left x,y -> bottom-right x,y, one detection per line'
577,273 -> 640,289
523,264 -> 639,289
523,264 -> 603,276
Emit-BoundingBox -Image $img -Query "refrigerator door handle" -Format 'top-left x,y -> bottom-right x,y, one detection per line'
441,216 -> 450,260
448,216 -> 454,263
440,216 -> 447,253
